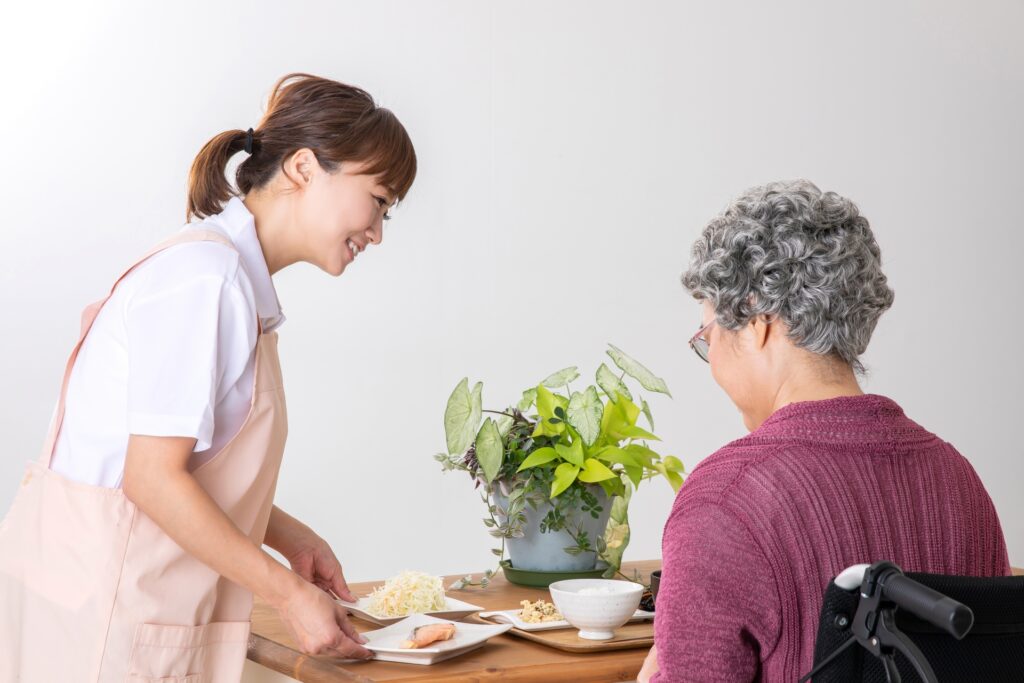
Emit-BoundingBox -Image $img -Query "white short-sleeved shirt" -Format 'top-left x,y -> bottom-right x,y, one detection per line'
49,197 -> 286,488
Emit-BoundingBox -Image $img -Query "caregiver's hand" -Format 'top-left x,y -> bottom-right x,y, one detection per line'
268,510 -> 356,602
276,579 -> 373,659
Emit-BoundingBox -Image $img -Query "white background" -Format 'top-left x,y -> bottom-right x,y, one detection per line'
1,0 -> 1021,587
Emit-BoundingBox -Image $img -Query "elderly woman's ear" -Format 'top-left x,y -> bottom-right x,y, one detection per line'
749,314 -> 776,350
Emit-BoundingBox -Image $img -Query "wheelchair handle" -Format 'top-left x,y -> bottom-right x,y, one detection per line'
880,571 -> 974,640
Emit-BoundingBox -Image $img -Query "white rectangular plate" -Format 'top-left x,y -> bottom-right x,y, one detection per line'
338,595 -> 484,626
477,607 -> 655,632
362,613 -> 512,665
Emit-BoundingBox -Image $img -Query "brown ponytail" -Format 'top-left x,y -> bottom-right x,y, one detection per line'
186,73 -> 417,221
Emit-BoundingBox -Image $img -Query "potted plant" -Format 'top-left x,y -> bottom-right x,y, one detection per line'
434,344 -> 684,588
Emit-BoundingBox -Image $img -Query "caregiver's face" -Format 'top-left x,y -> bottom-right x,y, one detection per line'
299,157 -> 394,277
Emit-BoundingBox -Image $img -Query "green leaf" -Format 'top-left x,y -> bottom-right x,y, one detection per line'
475,418 -> 503,483
599,394 -> 659,442
652,461 -> 685,493
444,379 -> 482,455
540,366 -> 580,388
577,458 -> 617,483
599,485 -> 632,576
641,398 -> 655,431
614,394 -> 643,425
531,420 -> 561,438
598,475 -> 626,499
555,439 -> 584,467
606,344 -> 672,397
622,444 -> 659,467
516,446 -> 559,472
443,378 -> 469,454
599,400 -> 618,438
620,425 -> 660,441
593,446 -> 641,468
624,464 -> 643,487
535,384 -> 565,418
496,410 -> 514,438
596,363 -> 632,402
663,455 -> 685,473
517,388 -> 537,412
532,385 -> 568,438
566,386 -> 603,446
550,463 -> 580,498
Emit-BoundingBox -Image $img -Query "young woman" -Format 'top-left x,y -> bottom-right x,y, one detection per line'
0,73 -> 416,682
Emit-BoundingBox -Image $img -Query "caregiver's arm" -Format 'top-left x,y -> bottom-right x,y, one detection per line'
123,434 -> 371,659
651,500 -> 781,682
264,505 -> 358,602
264,505 -> 311,556
264,504 -> 338,565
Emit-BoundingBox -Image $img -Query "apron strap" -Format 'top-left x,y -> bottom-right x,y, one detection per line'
39,229 -> 239,469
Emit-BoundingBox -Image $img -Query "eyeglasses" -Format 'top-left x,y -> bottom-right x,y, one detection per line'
688,318 -> 716,363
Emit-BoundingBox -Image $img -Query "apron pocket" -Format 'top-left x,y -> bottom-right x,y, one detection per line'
127,621 -> 251,682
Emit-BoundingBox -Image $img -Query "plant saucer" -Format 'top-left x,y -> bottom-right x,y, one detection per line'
500,560 -> 609,588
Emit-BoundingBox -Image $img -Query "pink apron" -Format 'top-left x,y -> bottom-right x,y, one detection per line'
0,229 -> 288,682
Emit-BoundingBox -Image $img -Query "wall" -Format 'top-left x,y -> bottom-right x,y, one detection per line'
1,0 -> 1020,585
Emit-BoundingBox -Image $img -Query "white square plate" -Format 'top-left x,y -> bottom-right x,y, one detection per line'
361,613 -> 512,665
337,595 -> 484,626
477,607 -> 655,632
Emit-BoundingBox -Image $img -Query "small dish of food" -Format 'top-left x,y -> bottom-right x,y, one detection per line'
478,597 -> 653,632
518,598 -> 565,624
337,570 -> 484,625
361,613 -> 513,665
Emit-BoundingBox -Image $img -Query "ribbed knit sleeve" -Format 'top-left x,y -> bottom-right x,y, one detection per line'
651,496 -> 781,682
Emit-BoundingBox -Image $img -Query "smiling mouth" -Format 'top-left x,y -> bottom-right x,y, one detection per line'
347,239 -> 364,259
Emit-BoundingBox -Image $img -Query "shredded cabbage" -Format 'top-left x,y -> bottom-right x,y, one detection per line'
366,570 -> 447,618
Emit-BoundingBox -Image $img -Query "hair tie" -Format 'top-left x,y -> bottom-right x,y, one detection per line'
244,128 -> 255,155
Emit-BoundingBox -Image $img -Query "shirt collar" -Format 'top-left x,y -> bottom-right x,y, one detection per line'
207,196 -> 286,333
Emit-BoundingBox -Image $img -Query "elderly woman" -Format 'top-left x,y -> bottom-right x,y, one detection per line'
639,180 -> 1010,682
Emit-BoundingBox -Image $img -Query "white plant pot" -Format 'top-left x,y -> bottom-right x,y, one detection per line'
492,485 -> 612,572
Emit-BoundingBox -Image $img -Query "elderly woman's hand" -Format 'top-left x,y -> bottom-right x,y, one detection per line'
637,644 -> 658,682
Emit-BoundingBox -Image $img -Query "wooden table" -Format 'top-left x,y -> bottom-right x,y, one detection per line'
249,562 -> 1024,682
247,559 -> 660,683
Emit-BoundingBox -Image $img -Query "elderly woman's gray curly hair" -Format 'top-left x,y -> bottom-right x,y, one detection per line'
681,180 -> 895,373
